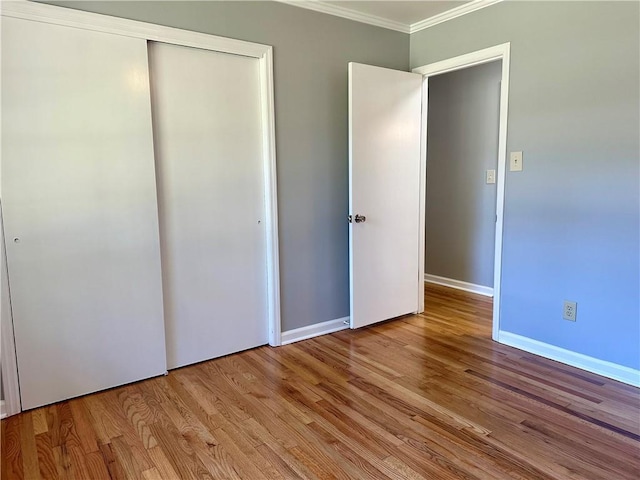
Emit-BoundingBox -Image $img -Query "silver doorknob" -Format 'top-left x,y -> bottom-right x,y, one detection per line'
354,214 -> 366,223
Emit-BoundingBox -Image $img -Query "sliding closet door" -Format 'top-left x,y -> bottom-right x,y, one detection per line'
1,17 -> 166,409
149,42 -> 269,369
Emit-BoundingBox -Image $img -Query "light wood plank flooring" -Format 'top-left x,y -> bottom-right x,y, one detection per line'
2,283 -> 639,479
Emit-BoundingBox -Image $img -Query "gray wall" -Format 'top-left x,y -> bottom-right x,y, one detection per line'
426,61 -> 501,288
412,1 -> 640,369
41,1 -> 409,331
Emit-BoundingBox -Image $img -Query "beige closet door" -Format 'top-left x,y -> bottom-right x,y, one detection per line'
1,17 -> 167,409
148,42 -> 269,369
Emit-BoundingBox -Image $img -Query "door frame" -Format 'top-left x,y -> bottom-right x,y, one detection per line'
1,0 -> 282,378
413,43 -> 511,340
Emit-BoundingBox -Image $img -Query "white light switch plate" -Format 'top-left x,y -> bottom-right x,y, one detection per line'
510,151 -> 523,171
486,169 -> 496,184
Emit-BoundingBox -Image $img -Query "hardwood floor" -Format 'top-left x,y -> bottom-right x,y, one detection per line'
2,283 -> 639,479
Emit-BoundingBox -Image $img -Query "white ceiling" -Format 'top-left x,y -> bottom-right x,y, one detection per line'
324,1 -> 470,26
278,1 -> 499,33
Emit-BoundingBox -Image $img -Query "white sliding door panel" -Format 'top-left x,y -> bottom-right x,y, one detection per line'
349,63 -> 422,329
1,17 -> 167,409
149,42 -> 268,369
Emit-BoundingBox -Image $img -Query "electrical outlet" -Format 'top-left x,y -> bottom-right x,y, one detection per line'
563,301 -> 577,321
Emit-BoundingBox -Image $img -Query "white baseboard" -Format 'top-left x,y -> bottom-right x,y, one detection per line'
424,273 -> 493,297
281,317 -> 349,345
1,400 -> 5,420
498,331 -> 640,388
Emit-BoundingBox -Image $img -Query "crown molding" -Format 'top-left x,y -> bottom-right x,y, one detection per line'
275,1 -> 410,33
410,0 -> 503,34
275,0 -> 504,35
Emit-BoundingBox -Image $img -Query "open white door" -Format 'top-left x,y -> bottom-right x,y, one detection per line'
349,63 -> 423,329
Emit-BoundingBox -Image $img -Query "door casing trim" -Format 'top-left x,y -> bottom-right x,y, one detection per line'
413,43 -> 511,341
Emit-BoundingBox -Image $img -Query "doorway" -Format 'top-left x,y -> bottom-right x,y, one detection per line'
424,61 -> 501,297
414,43 -> 511,340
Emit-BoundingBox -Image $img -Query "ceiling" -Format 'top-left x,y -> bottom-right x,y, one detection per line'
324,1 -> 470,25
277,0 -> 499,33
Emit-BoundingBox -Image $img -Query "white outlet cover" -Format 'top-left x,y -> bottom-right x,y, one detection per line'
510,151 -> 523,171
563,300 -> 577,321
486,169 -> 496,184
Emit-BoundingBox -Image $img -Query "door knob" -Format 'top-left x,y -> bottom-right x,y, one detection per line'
348,214 -> 366,223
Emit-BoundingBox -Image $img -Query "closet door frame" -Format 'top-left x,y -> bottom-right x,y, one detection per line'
0,1 -> 283,410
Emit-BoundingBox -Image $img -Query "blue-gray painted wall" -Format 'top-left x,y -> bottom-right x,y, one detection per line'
412,1 -> 640,369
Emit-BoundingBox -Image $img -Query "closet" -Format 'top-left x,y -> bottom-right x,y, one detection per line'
1,6 -> 277,410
